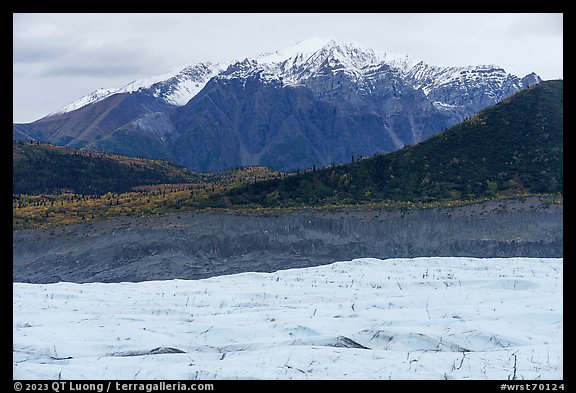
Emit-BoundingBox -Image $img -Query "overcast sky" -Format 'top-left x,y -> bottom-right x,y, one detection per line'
13,13 -> 563,123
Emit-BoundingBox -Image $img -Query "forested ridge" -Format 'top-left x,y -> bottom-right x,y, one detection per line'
214,80 -> 562,208
13,81 -> 562,229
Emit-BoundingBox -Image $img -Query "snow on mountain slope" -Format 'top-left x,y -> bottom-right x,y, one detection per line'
119,62 -> 224,106
257,36 -> 336,64
406,61 -> 528,103
220,37 -> 536,112
43,38 -> 538,119
47,88 -> 118,116
258,37 -> 416,75
13,257 -> 562,380
46,62 -> 224,117
224,37 -> 405,86
258,37 -> 382,81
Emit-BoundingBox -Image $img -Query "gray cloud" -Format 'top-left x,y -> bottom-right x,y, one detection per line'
14,14 -> 171,79
507,13 -> 563,37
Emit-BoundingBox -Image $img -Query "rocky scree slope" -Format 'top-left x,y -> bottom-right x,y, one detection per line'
13,196 -> 562,284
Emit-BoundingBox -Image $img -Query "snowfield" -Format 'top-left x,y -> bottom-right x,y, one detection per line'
13,257 -> 562,380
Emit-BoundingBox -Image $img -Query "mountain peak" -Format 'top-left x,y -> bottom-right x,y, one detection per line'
315,38 -> 381,67
46,88 -> 118,117
23,38 -> 543,174
257,37 -> 382,67
44,62 -> 225,116
142,61 -> 224,106
257,37 -> 335,63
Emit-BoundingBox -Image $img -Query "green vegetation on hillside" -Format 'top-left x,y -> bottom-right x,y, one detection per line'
13,142 -> 197,195
13,142 -> 283,195
13,81 -> 562,230
213,80 -> 562,208
13,143 -> 282,229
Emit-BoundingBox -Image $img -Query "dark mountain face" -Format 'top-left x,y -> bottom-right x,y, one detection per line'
216,80 -> 562,207
168,76 -> 401,172
293,63 -> 455,145
13,39 -> 541,172
13,92 -> 176,150
161,71 -> 458,172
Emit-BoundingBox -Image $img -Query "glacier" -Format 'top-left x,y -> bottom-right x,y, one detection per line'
13,257 -> 562,380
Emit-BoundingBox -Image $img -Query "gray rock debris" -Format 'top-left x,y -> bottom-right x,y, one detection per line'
13,196 -> 562,284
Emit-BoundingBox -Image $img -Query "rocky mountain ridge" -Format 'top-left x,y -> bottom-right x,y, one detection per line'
13,37 -> 541,172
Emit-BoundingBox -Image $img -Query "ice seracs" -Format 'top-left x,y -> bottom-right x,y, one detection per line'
13,257 -> 562,380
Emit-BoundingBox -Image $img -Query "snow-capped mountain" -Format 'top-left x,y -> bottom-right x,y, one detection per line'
218,38 -> 414,95
406,61 -> 539,113
45,37 -> 537,118
141,62 -> 224,106
259,38 -> 385,82
47,88 -> 119,116
13,37 -> 542,172
47,62 -> 224,116
257,38 -> 540,117
258,37 -> 416,81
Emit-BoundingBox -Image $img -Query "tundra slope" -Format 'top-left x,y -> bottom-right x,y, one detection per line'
13,196 -> 562,284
